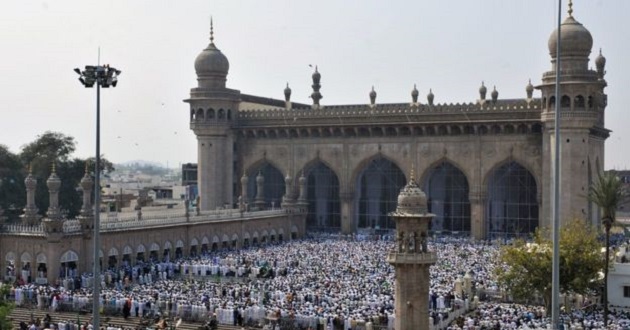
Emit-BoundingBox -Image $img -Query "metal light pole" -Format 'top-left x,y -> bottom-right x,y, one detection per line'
551,0 -> 563,329
74,64 -> 121,330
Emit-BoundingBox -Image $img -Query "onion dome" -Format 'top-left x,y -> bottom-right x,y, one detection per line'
411,84 -> 419,103
240,172 -> 249,185
194,19 -> 229,79
548,15 -> 593,59
298,172 -> 307,185
427,89 -> 434,106
312,66 -> 321,84
395,170 -> 428,215
479,81 -> 487,100
46,163 -> 61,192
491,86 -> 498,103
369,86 -> 377,105
526,79 -> 534,99
284,83 -> 292,102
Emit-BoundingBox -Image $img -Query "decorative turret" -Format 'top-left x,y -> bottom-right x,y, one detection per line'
427,89 -> 434,106
21,164 -> 40,225
297,171 -> 307,203
78,163 -> 93,235
491,86 -> 498,103
595,49 -> 606,79
45,162 -> 62,221
526,79 -> 534,100
411,84 -> 419,104
240,172 -> 249,208
284,83 -> 292,110
282,172 -> 294,207
369,86 -> 377,106
310,66 -> 323,108
479,81 -> 487,101
254,171 -> 265,210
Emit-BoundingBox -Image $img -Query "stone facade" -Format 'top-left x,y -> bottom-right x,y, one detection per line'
187,8 -> 608,239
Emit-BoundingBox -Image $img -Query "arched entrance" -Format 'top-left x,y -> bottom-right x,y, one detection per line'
5,252 -> 16,280
486,161 -> 539,239
201,237 -> 209,254
20,252 -> 32,283
175,240 -> 184,259
163,241 -> 172,261
107,248 -> 119,269
123,246 -> 132,265
423,161 -> 471,235
136,245 -> 146,263
36,254 -> 47,284
190,238 -> 199,257
60,250 -> 78,279
247,162 -> 285,210
149,243 -> 159,261
304,162 -> 341,229
355,157 -> 406,229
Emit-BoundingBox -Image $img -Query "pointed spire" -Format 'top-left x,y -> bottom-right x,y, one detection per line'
51,161 -> 56,174
28,162 -> 33,174
568,0 -> 573,17
409,164 -> 415,183
209,17 -> 215,44
84,161 -> 89,175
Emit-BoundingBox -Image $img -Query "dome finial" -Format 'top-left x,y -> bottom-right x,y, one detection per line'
28,162 -> 33,174
409,165 -> 415,183
51,161 -> 56,174
210,17 -> 215,44
568,0 -> 573,17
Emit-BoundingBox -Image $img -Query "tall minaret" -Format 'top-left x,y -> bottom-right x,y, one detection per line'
538,2 -> 608,227
185,18 -> 240,211
387,170 -> 436,330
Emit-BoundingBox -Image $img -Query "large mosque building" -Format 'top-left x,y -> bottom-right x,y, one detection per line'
188,6 -> 609,239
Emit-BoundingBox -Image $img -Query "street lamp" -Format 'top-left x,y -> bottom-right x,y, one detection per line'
74,64 -> 121,330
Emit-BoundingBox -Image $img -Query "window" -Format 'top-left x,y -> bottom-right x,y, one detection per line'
624,286 -> 630,298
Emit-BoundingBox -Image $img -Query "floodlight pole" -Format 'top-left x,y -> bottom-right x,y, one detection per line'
93,79 -> 101,330
75,64 -> 120,330
551,0 -> 562,329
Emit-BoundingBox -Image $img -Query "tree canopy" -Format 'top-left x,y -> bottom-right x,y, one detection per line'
496,219 -> 603,311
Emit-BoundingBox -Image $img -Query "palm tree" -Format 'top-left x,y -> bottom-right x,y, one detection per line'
587,171 -> 627,327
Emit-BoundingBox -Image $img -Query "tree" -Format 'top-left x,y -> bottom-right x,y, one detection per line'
587,171 -> 628,327
496,219 -> 603,311
0,145 -> 25,221
0,284 -> 14,329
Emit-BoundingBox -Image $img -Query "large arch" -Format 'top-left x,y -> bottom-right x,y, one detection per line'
422,161 -> 471,235
301,160 -> 341,229
485,161 -> 539,239
247,161 -> 285,209
354,156 -> 407,230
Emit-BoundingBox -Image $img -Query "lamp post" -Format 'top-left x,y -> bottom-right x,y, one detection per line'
74,64 -> 121,330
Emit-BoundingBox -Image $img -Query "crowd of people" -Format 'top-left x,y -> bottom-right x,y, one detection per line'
9,233 -> 630,329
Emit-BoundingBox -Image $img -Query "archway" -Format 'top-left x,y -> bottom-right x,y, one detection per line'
304,162 -> 341,229
136,245 -> 146,263
5,252 -> 16,279
123,246 -> 132,265
175,240 -> 184,259
247,162 -> 285,209
20,252 -> 32,283
163,241 -> 172,261
354,157 -> 406,229
107,248 -> 119,269
36,254 -> 47,284
149,243 -> 159,261
423,161 -> 471,235
486,161 -> 538,239
60,250 -> 79,279
190,238 -> 199,257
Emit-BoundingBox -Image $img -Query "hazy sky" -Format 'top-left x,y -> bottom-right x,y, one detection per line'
1,1 -> 628,169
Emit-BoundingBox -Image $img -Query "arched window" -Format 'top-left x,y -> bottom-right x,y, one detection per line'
304,162 -> 341,229
575,95 -> 585,108
423,162 -> 471,235
355,157 -> 406,229
561,95 -> 571,108
208,109 -> 215,119
486,161 -> 538,239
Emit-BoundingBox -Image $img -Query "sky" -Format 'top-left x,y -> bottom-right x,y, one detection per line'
1,0 -> 628,170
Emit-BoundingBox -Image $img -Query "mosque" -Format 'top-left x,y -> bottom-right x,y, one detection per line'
189,4 -> 608,239
0,3 -> 608,286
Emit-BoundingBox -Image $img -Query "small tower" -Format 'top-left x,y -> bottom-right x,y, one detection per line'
284,83 -> 292,110
369,86 -> 377,107
254,171 -> 265,210
411,84 -> 419,105
21,164 -> 40,225
78,163 -> 94,236
282,172 -> 294,208
427,89 -> 434,106
387,169 -> 436,330
310,66 -> 323,109
43,163 -> 64,239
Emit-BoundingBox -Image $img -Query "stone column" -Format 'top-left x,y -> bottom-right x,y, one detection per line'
469,191 -> 486,239
282,173 -> 294,208
254,171 -> 265,210
297,172 -> 307,203
240,172 -> 249,208
340,192 -> 355,234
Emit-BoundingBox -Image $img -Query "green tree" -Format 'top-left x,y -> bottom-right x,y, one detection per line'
0,145 -> 25,221
497,219 -> 602,311
587,171 -> 628,326
0,284 -> 14,329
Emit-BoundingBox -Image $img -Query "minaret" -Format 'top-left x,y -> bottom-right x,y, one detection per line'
282,172 -> 294,207
43,162 -> 64,238
254,171 -> 265,210
21,164 -> 40,225
185,18 -> 240,211
387,169 -> 436,330
537,2 -> 608,227
78,163 -> 94,236
310,66 -> 322,109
